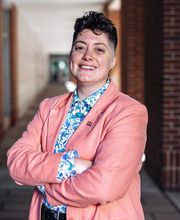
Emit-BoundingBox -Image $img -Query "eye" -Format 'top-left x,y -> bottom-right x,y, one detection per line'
96,47 -> 105,53
74,44 -> 86,52
75,46 -> 83,51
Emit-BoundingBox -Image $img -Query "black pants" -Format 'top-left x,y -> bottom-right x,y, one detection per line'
41,204 -> 66,220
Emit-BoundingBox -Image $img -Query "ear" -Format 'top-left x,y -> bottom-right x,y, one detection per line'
111,55 -> 116,69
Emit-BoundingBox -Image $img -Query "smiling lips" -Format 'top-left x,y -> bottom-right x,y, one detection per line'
80,65 -> 96,70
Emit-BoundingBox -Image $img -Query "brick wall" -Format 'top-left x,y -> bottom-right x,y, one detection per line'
0,0 -> 3,139
162,0 -> 180,189
145,0 -> 180,189
144,0 -> 164,186
121,0 -> 145,103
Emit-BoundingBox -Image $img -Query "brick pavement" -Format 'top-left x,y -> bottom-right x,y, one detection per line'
0,82 -> 180,220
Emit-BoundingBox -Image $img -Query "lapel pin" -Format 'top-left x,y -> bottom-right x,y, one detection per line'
87,121 -> 92,126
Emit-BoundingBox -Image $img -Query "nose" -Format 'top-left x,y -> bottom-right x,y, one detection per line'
82,49 -> 93,61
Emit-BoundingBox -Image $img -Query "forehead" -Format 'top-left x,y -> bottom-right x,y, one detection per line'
75,29 -> 110,45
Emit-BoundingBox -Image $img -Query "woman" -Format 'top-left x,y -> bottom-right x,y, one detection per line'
7,11 -> 148,220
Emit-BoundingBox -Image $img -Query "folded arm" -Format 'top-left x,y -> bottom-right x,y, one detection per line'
7,99 -> 63,186
45,104 -> 148,208
7,98 -> 93,187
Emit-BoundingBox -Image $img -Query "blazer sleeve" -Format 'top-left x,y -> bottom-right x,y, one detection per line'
45,103 -> 148,207
7,98 -> 63,186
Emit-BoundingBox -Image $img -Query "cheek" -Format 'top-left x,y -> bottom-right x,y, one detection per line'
69,59 -> 73,73
70,55 -> 77,71
98,57 -> 106,67
99,55 -> 112,68
102,58 -> 112,72
70,53 -> 80,66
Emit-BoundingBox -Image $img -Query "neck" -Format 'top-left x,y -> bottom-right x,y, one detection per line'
77,80 -> 107,100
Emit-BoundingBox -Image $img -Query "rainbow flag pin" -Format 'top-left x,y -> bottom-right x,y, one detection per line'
87,121 -> 92,126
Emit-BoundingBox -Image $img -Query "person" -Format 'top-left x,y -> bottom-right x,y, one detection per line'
7,11 -> 148,220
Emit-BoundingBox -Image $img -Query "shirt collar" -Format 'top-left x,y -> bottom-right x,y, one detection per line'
72,78 -> 110,108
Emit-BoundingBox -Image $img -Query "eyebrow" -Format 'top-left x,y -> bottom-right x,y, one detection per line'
74,40 -> 108,48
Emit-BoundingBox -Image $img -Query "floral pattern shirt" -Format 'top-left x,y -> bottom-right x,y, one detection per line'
37,79 -> 110,213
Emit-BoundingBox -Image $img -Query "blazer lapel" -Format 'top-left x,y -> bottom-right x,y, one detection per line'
46,93 -> 73,152
66,81 -> 120,150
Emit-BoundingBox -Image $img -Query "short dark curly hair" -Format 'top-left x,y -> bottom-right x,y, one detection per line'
72,11 -> 117,51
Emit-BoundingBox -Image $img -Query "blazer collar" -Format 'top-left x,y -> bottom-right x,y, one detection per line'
46,80 -> 121,152
65,80 -> 121,150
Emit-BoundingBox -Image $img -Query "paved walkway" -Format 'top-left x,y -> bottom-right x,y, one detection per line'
0,82 -> 180,220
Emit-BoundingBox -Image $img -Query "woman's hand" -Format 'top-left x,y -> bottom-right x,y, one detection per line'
75,158 -> 92,174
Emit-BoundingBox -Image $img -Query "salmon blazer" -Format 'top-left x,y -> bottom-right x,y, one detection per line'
7,81 -> 148,220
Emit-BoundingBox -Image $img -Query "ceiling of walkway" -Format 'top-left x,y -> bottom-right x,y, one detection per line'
6,0 -> 120,54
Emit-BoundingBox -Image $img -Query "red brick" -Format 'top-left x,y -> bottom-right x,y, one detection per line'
145,0 -> 180,189
121,0 -> 145,104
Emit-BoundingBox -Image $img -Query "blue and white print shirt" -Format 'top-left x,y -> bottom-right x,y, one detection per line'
38,79 -> 110,213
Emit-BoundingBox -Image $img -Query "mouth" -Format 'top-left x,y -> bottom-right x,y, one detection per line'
79,65 -> 97,70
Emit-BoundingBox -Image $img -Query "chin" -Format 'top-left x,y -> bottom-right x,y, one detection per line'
77,75 -> 92,82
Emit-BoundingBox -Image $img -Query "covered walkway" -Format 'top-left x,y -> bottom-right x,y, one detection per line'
0,82 -> 180,220
1,0 -> 180,191
0,0 -> 180,219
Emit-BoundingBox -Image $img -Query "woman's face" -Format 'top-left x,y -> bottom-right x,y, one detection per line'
70,29 -> 116,87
